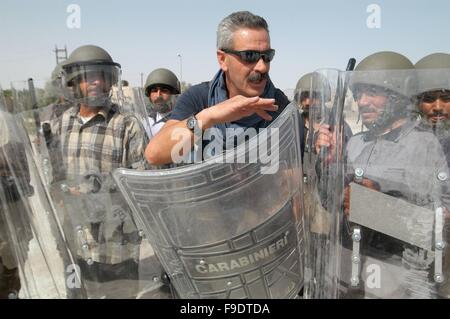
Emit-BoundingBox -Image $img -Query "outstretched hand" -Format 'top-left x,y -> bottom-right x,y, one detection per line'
197,95 -> 278,129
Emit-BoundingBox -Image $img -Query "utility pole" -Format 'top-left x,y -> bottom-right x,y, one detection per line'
177,53 -> 183,92
54,45 -> 68,65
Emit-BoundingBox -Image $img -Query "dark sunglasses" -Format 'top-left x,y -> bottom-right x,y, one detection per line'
221,48 -> 275,64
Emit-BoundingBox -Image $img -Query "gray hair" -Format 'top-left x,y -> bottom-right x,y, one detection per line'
217,11 -> 269,49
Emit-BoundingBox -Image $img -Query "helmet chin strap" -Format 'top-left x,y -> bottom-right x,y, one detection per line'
366,111 -> 399,136
363,94 -> 409,136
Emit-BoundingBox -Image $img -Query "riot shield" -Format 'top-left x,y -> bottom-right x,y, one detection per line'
10,78 -> 71,115
111,84 -> 151,139
0,95 -> 80,298
415,67 -> 450,298
302,70 -> 343,299
113,102 -> 305,299
16,78 -> 170,299
308,67 -> 450,299
0,86 -> 6,111
133,86 -> 155,139
10,79 -> 72,186
299,72 -> 335,232
122,85 -> 177,140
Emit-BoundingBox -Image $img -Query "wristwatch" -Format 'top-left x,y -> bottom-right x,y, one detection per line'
186,114 -> 199,133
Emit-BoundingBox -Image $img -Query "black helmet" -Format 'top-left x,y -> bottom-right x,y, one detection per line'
350,51 -> 416,131
415,53 -> 450,95
62,45 -> 120,87
144,68 -> 180,97
294,72 -> 331,104
351,51 -> 416,98
61,45 -> 120,107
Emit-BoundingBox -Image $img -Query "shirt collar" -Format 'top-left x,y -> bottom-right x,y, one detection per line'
70,103 -> 117,122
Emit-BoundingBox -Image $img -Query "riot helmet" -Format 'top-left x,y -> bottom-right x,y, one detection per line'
61,45 -> 120,108
51,63 -> 63,83
294,72 -> 331,121
144,68 -> 180,115
415,53 -> 450,126
47,63 -> 73,103
350,51 -> 416,132
415,52 -> 450,70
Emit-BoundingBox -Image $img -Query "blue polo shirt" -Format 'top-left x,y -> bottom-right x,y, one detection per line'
170,81 -> 305,158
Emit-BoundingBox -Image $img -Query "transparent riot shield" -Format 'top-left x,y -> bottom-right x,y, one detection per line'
308,67 -> 450,299
415,68 -> 450,298
10,78 -> 71,115
125,85 -> 177,140
298,72 -> 333,231
17,78 -> 170,299
10,79 -> 71,185
0,95 -> 81,298
301,70 -> 343,299
0,86 -> 6,111
113,102 -> 305,299
111,84 -> 151,139
133,86 -> 155,139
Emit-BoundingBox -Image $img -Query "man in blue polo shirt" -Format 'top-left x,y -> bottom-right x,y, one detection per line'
145,11 -> 302,165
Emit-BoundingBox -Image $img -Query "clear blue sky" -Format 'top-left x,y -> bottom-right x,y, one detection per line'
1,0 -> 450,92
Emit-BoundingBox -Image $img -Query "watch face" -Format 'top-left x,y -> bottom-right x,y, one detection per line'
187,117 -> 195,130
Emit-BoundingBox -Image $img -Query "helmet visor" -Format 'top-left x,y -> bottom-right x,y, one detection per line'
63,63 -> 121,107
